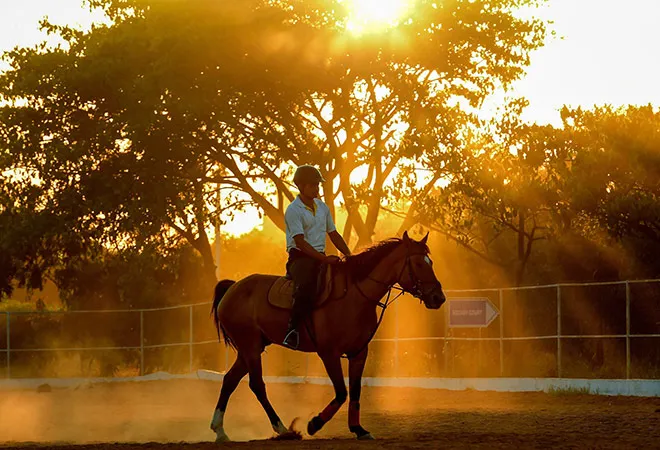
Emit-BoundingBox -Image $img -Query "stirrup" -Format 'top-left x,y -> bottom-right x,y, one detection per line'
283,329 -> 299,349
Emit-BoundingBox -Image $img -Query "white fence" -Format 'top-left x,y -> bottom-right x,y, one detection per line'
2,279 -> 660,380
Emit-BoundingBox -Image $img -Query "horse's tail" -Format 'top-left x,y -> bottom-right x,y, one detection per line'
211,279 -> 237,350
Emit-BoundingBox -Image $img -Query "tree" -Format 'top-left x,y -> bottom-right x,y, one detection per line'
552,104 -> 660,278
416,102 -> 660,285
0,0 -> 548,298
204,0 -> 549,248
559,105 -> 660,241
413,99 -> 570,285
54,242 -> 209,310
0,169 -> 93,298
2,0 -> 316,285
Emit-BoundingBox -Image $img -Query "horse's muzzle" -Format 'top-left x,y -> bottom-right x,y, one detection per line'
423,287 -> 446,310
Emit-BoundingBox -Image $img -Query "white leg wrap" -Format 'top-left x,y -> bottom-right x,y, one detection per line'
273,420 -> 288,435
210,409 -> 225,431
211,409 -> 230,442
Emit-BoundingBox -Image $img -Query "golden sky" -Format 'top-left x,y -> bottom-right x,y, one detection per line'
2,0 -> 659,125
1,0 -> 659,235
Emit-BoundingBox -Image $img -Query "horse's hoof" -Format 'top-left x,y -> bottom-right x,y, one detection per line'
351,425 -> 374,440
273,420 -> 288,435
307,415 -> 325,436
214,430 -> 230,442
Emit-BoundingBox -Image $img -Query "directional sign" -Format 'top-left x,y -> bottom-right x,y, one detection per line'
448,297 -> 499,328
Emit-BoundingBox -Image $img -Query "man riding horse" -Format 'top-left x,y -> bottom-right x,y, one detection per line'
209,165 -> 446,442
282,165 -> 352,349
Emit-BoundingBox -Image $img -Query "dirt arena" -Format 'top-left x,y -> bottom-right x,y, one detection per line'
1,379 -> 659,449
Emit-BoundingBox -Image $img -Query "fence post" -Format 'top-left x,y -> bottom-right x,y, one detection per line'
5,312 -> 9,379
556,285 -> 562,378
478,327 -> 482,376
394,301 -> 399,377
625,282 -> 631,379
444,300 -> 452,377
499,290 -> 504,377
140,311 -> 144,376
189,306 -> 194,374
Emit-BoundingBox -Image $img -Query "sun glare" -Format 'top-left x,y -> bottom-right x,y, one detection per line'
344,0 -> 414,34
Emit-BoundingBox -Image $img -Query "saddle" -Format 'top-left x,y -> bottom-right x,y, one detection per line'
268,264 -> 335,310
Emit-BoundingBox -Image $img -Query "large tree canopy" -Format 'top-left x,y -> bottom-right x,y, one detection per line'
0,0 -> 548,300
417,102 -> 660,285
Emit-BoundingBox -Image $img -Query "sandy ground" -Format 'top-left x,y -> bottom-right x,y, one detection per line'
1,379 -> 659,449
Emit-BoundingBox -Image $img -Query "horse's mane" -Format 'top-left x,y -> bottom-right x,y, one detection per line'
341,237 -> 429,281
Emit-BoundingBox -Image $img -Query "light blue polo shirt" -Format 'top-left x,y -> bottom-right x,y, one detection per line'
285,196 -> 336,252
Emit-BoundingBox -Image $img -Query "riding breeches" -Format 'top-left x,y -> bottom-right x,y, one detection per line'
286,250 -> 322,329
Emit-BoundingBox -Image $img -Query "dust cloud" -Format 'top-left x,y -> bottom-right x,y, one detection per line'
2,380 -> 248,443
0,380 -> 330,444
0,377 -> 519,444
1,379 -> 659,449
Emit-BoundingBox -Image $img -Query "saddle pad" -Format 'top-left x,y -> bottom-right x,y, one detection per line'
268,264 -> 334,310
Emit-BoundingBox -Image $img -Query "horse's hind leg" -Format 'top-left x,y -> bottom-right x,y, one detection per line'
245,349 -> 288,435
210,355 -> 248,442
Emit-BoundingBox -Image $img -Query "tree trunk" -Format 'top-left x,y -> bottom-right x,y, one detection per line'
197,239 -> 218,283
515,210 -> 526,286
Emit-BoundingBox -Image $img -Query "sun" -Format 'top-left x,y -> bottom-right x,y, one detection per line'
344,0 -> 414,34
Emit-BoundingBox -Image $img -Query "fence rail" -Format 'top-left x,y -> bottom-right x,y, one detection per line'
2,279 -> 660,380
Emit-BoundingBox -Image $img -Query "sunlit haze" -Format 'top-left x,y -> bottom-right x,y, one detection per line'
2,3 -> 660,424
344,0 -> 414,34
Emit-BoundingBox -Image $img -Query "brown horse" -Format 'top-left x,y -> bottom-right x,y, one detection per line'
209,231 -> 446,441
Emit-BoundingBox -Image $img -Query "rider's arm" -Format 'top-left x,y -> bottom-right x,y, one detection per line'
293,234 -> 330,263
325,206 -> 351,257
328,230 -> 351,257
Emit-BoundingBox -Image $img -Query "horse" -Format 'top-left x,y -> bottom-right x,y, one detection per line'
209,231 -> 446,441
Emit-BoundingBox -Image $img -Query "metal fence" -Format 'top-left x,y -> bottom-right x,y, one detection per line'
2,279 -> 660,380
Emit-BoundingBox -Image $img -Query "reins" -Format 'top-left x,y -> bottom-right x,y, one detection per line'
342,284 -> 405,359
343,253 -> 426,359
302,248 -> 430,359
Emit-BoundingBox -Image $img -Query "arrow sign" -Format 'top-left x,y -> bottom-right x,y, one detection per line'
448,298 -> 499,328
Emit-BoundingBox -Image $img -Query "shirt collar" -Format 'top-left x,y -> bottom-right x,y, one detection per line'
295,195 -> 317,215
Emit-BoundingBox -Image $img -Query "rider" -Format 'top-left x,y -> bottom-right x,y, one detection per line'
283,165 -> 352,349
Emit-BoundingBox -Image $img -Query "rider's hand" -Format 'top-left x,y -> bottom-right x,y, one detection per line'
324,255 -> 342,265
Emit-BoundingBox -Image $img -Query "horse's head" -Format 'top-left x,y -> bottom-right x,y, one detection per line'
395,231 -> 446,309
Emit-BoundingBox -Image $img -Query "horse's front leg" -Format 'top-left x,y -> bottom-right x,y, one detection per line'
348,347 -> 374,439
307,353 -> 347,436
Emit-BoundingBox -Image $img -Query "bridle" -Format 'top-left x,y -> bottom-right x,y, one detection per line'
344,249 -> 436,359
356,250 -> 432,303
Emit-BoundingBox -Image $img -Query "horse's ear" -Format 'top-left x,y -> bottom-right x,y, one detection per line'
402,230 -> 411,244
420,232 -> 429,245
